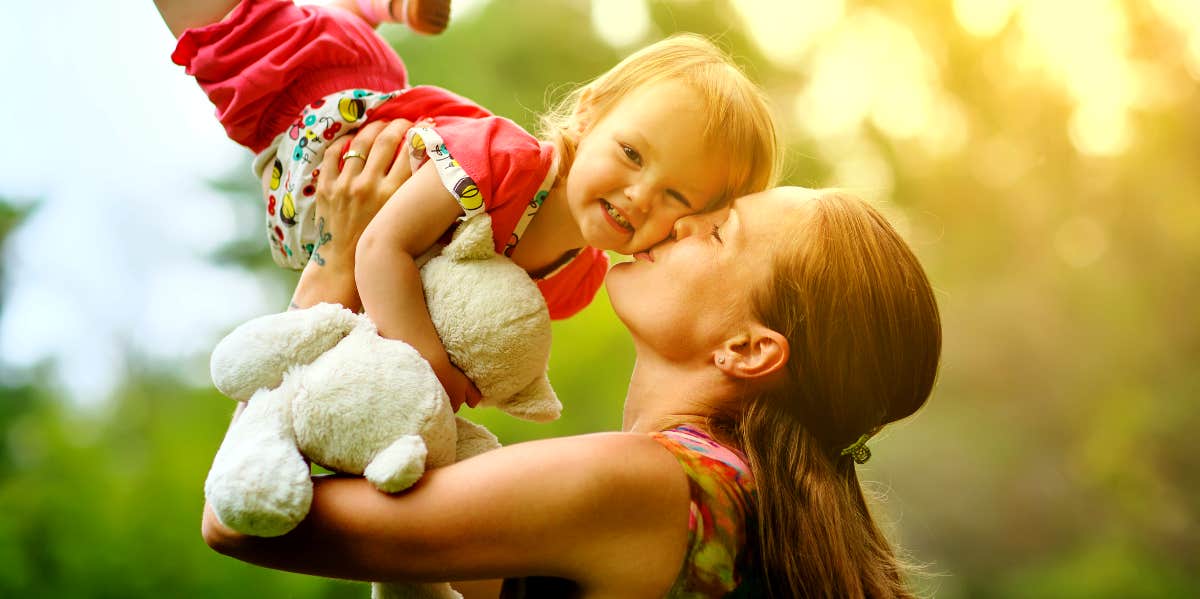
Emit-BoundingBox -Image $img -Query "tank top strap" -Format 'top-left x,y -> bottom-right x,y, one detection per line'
650,425 -> 761,597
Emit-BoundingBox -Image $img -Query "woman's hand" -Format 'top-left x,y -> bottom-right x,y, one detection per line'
290,119 -> 415,311
312,119 -> 415,271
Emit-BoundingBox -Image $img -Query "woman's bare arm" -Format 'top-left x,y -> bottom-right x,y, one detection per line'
202,433 -> 692,596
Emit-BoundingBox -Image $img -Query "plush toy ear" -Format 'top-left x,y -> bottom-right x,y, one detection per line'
499,376 -> 561,422
442,213 -> 496,261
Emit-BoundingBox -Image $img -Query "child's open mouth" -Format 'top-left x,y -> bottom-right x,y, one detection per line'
602,199 -> 634,232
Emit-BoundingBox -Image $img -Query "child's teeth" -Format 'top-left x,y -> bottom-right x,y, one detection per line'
605,202 -> 631,229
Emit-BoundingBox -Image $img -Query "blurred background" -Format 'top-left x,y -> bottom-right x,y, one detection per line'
1,0 -> 1197,596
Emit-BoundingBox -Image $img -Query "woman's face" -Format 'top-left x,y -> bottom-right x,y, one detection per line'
607,188 -> 807,361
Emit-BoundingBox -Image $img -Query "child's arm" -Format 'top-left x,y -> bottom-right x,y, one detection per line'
299,0 -> 373,23
356,161 -> 475,407
154,1 -> 381,39
152,0 -> 242,38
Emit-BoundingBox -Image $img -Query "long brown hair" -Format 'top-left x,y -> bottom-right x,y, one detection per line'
728,190 -> 942,598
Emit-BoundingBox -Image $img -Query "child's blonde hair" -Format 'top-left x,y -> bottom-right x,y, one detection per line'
539,33 -> 780,208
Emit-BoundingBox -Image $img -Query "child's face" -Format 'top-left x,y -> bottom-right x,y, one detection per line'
565,79 -> 729,255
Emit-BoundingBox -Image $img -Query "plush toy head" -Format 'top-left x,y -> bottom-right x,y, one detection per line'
421,213 -> 560,421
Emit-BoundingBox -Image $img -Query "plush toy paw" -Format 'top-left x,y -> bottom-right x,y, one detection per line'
205,383 -> 313,537
211,303 -> 361,401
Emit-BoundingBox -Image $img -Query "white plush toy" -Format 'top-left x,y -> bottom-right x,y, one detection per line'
204,213 -> 560,599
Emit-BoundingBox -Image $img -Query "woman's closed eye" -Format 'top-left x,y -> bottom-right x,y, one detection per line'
710,224 -> 722,243
620,143 -> 642,166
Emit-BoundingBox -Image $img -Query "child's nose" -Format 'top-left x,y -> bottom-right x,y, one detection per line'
624,183 -> 652,213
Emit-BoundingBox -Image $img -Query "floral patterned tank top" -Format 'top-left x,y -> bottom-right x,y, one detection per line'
649,425 -> 763,598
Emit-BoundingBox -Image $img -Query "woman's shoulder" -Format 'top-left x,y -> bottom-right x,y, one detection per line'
517,431 -> 695,491
531,428 -> 750,500
490,432 -> 693,596
461,432 -> 693,530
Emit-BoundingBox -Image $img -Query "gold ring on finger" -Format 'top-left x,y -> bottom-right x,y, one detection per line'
343,150 -> 367,162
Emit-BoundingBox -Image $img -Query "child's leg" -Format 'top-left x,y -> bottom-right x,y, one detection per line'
153,0 -> 243,38
318,0 -> 450,33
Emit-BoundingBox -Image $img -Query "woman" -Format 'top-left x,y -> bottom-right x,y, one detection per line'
204,121 -> 942,598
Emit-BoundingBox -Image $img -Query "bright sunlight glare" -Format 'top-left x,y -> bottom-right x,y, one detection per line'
732,0 -> 844,65
953,0 -> 1018,37
1013,0 -> 1135,155
591,0 -> 652,48
792,9 -> 960,156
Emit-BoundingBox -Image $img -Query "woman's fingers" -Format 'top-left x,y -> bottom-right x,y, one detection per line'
317,136 -> 351,200
315,120 -> 415,226
384,120 -> 416,185
340,121 -> 383,178
355,119 -> 413,186
360,120 -> 401,178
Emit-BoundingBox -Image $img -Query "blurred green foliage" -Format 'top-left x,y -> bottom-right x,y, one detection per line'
2,0 -> 1197,596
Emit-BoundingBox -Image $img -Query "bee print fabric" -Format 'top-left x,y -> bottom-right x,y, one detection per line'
263,87 -> 398,269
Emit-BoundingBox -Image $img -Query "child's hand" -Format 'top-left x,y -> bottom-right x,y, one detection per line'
438,363 -> 483,412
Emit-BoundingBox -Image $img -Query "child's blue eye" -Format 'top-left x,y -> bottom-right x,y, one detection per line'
621,144 -> 642,166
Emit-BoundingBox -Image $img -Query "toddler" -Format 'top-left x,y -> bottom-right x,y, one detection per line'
158,0 -> 779,405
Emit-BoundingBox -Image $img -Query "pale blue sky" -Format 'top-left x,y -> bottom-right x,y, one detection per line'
0,1 -> 274,401
0,0 -> 499,403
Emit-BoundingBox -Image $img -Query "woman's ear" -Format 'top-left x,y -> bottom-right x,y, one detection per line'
714,325 -> 789,381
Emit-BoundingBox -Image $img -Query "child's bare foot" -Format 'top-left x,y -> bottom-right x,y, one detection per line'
393,0 -> 450,35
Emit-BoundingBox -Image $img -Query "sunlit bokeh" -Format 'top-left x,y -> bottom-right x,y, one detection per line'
953,0 -> 1018,38
591,0 -> 652,48
1150,0 -> 1200,79
732,0 -> 844,64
